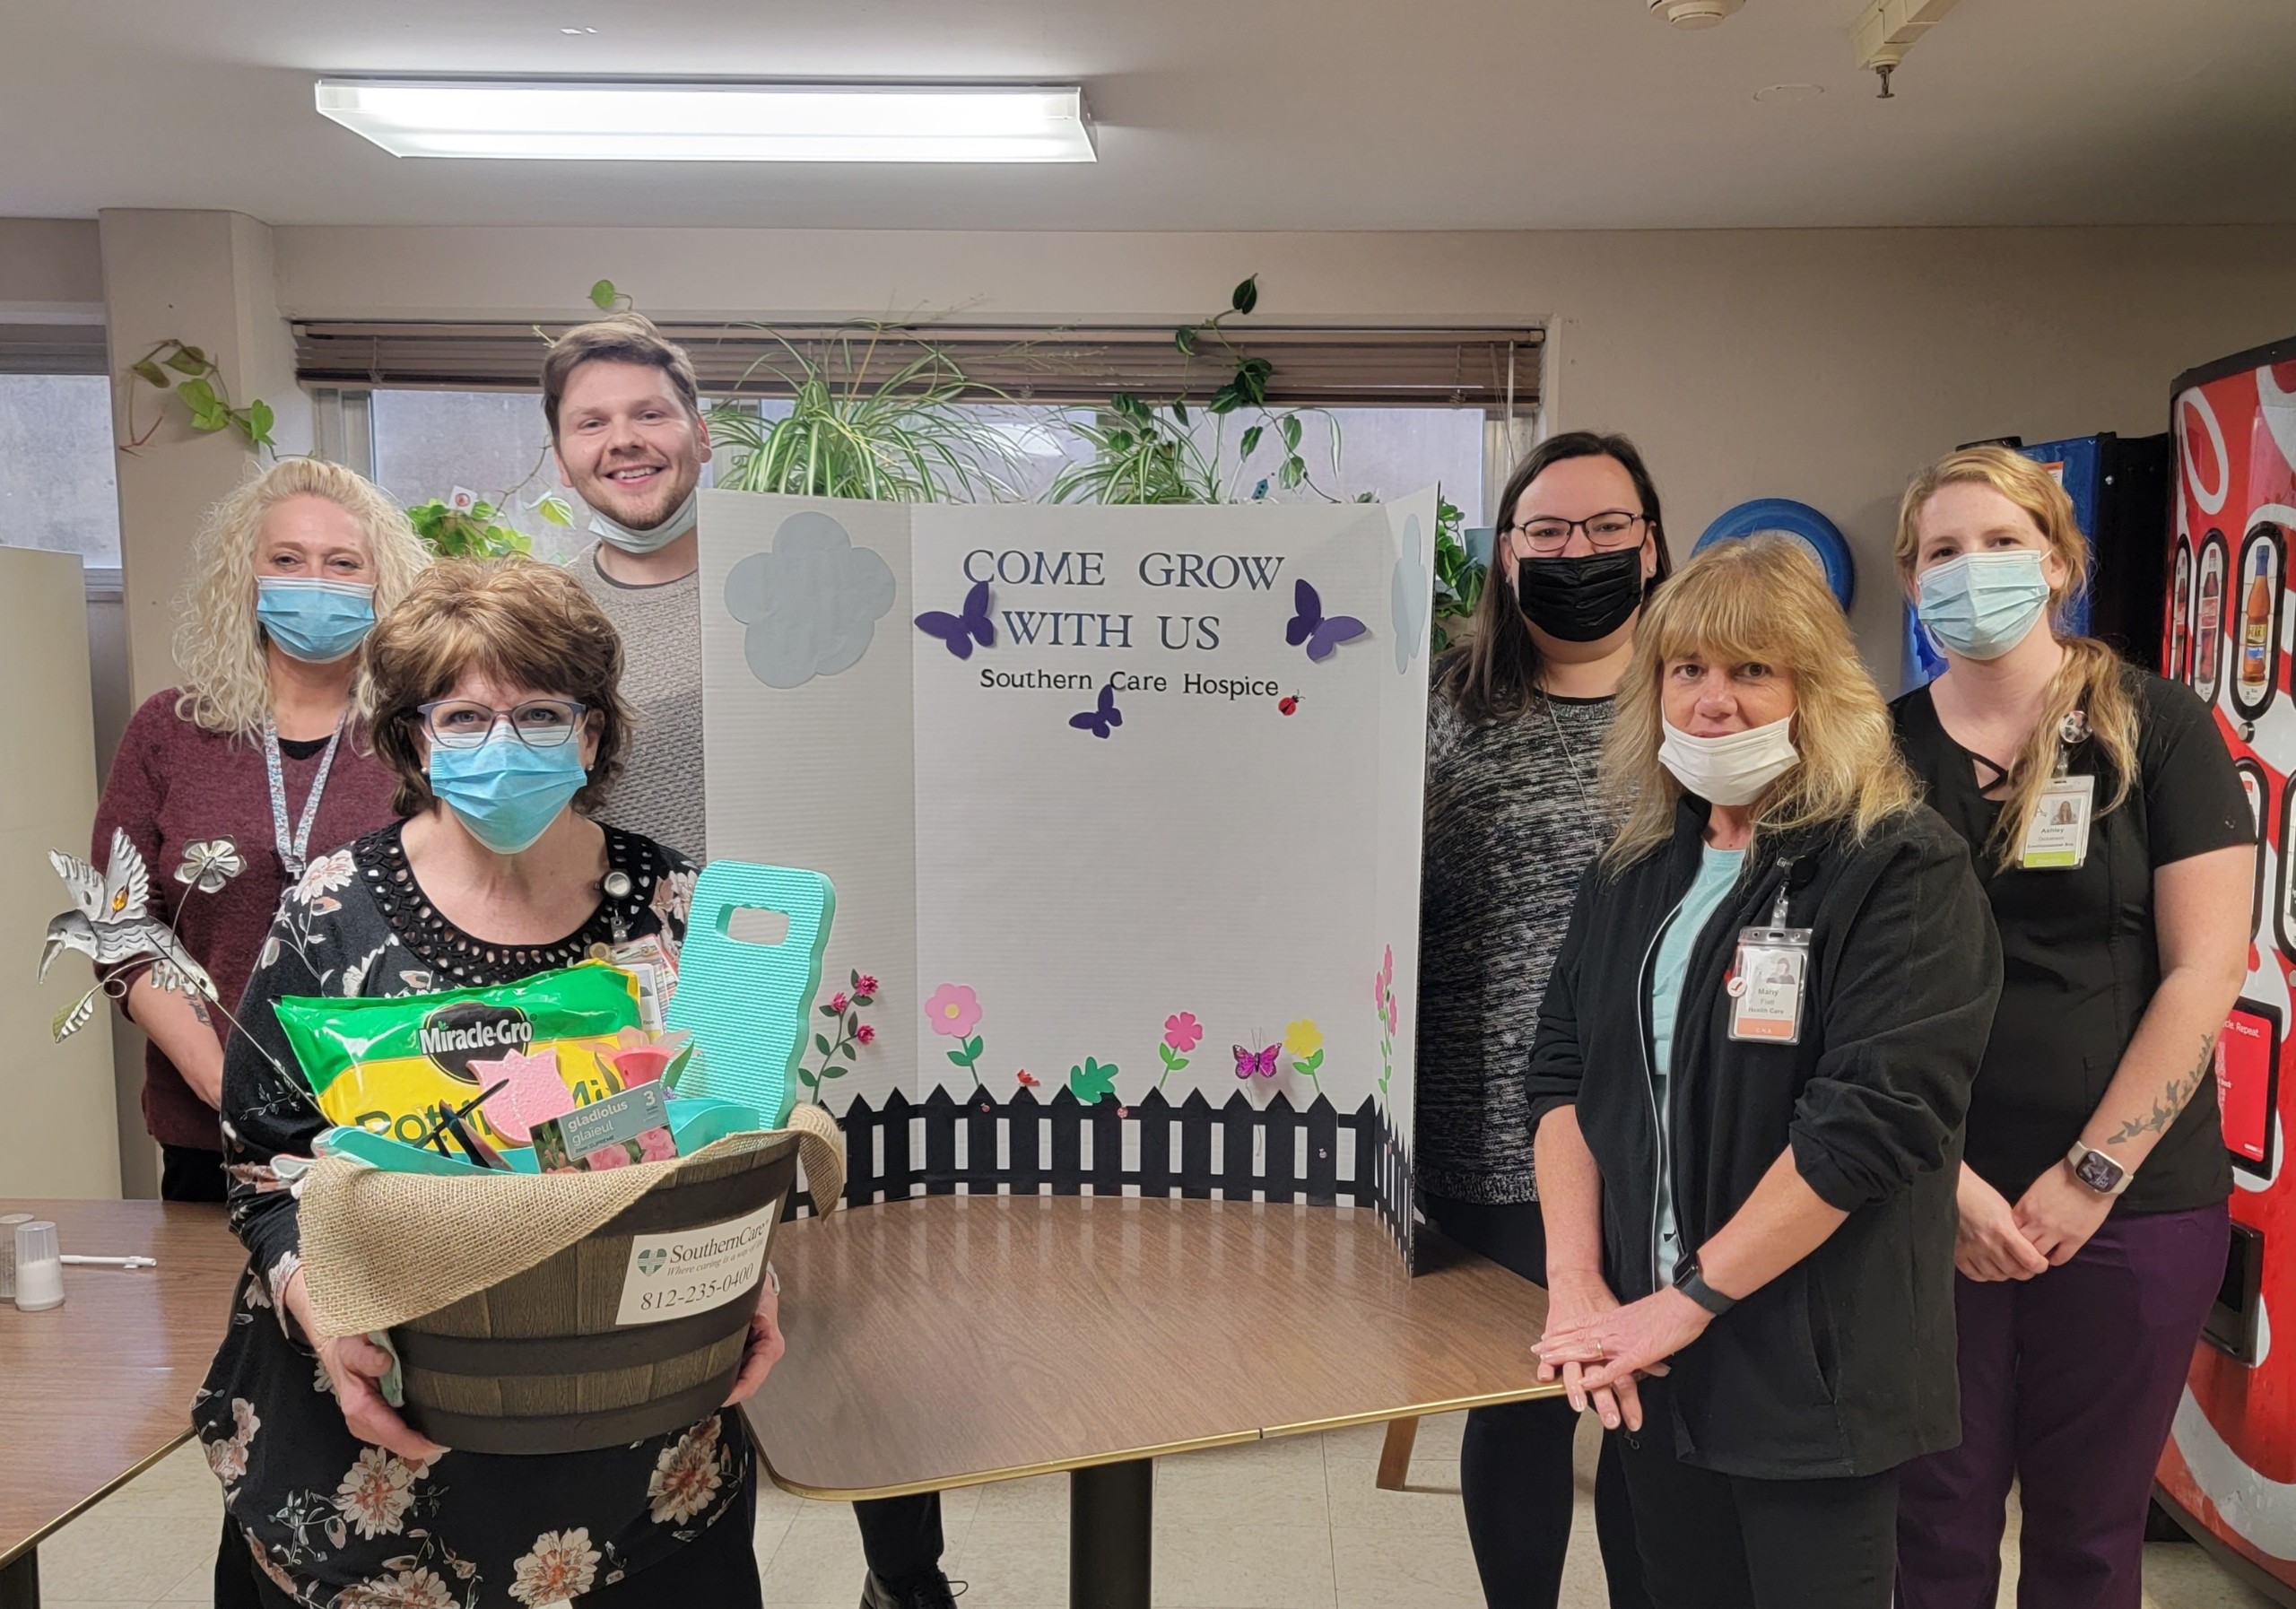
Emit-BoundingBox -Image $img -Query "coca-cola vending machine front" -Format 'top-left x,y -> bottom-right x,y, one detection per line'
2156,334 -> 2296,1599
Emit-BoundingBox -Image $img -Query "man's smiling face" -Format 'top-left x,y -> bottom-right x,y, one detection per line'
552,358 -> 710,532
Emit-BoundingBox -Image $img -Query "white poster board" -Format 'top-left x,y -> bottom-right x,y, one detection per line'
698,490 -> 1434,1253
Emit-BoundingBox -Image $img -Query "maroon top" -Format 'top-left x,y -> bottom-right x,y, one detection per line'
91,689 -> 401,1151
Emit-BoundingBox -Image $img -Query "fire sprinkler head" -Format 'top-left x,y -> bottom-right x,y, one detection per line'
1647,0 -> 1745,29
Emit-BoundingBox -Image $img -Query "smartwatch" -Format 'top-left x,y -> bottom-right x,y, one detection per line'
2066,1140 -> 2133,1197
1673,1257 -> 1736,1318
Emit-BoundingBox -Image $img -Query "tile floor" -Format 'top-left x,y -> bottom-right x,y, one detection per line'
30,1411 -> 2282,1607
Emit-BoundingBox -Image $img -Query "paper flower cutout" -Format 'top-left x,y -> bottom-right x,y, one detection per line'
1163,1013 -> 1203,1053
175,839 -> 246,893
474,1045 -> 576,1144
925,983 -> 983,1039
1283,1020 -> 1323,1058
1391,512 -> 1429,674
724,510 -> 897,689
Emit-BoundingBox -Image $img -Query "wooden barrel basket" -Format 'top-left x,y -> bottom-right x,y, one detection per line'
392,1135 -> 799,1455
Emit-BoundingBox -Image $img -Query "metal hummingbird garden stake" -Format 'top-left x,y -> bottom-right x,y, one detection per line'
40,831 -> 292,1087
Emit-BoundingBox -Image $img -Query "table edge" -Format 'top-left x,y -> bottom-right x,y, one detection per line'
0,1430 -> 196,1569
754,1380 -> 1567,1500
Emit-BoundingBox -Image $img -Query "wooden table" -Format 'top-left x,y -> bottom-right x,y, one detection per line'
0,1201 -> 242,1609
744,1195 -> 1556,1609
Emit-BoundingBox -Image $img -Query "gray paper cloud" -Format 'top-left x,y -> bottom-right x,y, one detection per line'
724,511 -> 897,689
1390,512 -> 1429,674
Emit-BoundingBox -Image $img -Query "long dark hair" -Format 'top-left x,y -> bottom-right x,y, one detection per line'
1436,430 -> 1672,723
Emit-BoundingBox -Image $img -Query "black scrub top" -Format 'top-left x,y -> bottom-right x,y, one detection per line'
1892,671 -> 2250,1215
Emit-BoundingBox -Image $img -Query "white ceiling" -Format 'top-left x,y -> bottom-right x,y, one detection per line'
4,0 -> 2293,230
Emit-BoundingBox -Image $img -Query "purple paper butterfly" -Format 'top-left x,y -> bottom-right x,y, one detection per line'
1286,578 -> 1368,663
915,579 -> 996,659
1070,683 -> 1123,739
1233,1043 -> 1281,1078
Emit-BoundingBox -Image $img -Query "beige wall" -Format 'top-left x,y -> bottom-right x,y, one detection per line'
0,546 -> 122,1198
100,210 -> 311,701
0,215 -> 101,310
271,222 -> 2296,674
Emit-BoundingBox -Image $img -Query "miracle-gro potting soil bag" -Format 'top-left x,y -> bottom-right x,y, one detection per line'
275,962 -> 644,1149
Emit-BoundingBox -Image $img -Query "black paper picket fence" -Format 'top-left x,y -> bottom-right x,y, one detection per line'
783,1086 -> 1413,1251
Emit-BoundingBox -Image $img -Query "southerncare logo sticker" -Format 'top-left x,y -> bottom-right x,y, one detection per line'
615,1202 -> 778,1326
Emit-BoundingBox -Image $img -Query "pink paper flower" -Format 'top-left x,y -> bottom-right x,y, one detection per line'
857,1023 -> 876,1045
857,974 -> 880,995
829,992 -> 849,1014
1162,1012 -> 1204,1053
924,983 -> 983,1039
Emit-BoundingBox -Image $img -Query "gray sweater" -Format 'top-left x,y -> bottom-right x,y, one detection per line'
573,543 -> 708,863
1416,687 -> 1616,1204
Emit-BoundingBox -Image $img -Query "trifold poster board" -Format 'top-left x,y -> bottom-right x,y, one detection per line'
697,489 -> 1437,1261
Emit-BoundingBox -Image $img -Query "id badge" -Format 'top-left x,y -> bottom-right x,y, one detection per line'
2020,774 -> 2096,871
1728,927 -> 1812,1044
611,935 -> 679,1031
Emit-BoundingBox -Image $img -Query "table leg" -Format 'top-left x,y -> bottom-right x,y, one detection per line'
0,1547 -> 38,1609
1376,1417 -> 1418,1491
1069,1457 -> 1152,1609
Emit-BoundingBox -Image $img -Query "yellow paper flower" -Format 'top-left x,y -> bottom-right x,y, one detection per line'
1283,1019 -> 1323,1057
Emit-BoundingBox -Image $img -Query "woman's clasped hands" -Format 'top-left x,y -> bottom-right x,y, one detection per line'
1533,1268 -> 1712,1433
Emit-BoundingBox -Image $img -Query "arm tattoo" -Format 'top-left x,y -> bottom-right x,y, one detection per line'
2104,1033 -> 2217,1146
190,997 -> 213,1027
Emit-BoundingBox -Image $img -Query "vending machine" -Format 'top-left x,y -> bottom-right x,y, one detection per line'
2153,335 -> 2296,1602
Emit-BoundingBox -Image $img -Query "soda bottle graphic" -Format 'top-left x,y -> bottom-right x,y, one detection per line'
2199,557 -> 2222,691
2242,545 -> 2274,696
2171,555 -> 2191,680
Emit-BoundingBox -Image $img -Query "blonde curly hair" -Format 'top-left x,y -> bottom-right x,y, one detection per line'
171,459 -> 430,739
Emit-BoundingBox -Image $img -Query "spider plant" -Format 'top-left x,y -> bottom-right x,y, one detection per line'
708,329 -> 1021,501
1047,395 -> 1225,505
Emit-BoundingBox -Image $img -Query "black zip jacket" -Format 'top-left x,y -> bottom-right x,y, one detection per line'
1526,795 -> 2002,1480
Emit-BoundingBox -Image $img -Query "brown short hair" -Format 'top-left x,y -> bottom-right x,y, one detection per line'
541,312 -> 702,439
362,559 -> 633,818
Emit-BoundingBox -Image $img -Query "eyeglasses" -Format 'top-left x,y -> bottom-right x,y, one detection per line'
416,698 -> 588,749
1506,511 -> 1648,555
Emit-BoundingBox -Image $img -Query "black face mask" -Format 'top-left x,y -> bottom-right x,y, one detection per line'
1513,547 -> 1648,642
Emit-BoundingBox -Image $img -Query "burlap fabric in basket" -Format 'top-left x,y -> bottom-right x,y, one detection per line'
300,1102 -> 843,1338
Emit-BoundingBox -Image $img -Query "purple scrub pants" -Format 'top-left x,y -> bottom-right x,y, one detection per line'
1895,1201 -> 2229,1609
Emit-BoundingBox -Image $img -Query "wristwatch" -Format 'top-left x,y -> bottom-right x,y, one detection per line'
1673,1257 -> 1736,1317
2066,1140 -> 2133,1196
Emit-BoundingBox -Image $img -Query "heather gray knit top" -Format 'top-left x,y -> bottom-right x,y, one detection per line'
1416,687 -> 1616,1205
573,543 -> 708,864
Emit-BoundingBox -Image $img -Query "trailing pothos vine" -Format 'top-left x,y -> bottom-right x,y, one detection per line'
122,340 -> 275,454
1050,275 -> 1342,506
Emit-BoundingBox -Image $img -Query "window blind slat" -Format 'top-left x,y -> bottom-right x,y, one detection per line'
0,322 -> 109,377
292,321 -> 1543,410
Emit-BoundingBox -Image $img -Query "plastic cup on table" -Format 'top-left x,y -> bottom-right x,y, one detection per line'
13,1220 -> 63,1312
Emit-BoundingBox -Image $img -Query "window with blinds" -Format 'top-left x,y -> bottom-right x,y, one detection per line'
292,320 -> 1544,412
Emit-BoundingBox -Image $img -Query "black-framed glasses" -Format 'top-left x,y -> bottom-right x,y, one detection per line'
416,698 -> 588,749
1506,511 -> 1648,555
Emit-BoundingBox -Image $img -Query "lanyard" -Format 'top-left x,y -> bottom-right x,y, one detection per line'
263,718 -> 344,880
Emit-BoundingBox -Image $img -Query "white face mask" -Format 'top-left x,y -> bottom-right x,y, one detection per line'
588,488 -> 699,555
1657,714 -> 1799,806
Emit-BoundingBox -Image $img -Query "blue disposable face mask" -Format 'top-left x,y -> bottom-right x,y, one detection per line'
256,578 -> 377,663
1917,551 -> 2053,661
426,731 -> 588,856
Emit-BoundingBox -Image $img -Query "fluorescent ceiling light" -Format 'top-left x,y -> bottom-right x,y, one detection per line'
313,77 -> 1097,162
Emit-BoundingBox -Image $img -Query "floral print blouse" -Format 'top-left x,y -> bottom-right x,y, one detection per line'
193,820 -> 737,1608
